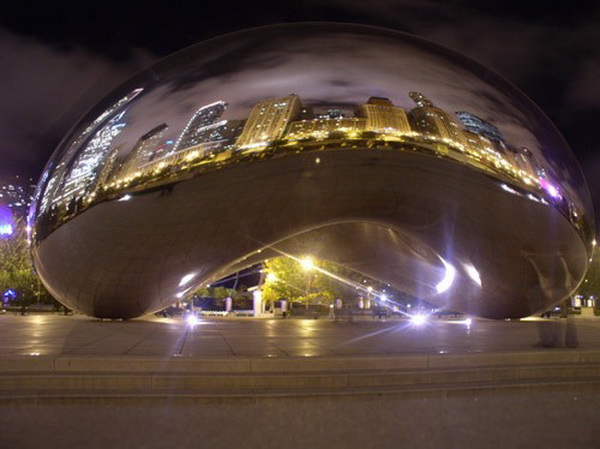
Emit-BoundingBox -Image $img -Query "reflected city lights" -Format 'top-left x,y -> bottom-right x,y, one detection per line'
0,224 -> 13,237
179,273 -> 196,287
410,314 -> 428,326
500,183 -> 519,195
186,314 -> 199,326
436,258 -> 456,294
463,263 -> 482,287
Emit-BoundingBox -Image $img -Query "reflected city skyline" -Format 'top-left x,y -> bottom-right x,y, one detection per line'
32,89 -> 589,243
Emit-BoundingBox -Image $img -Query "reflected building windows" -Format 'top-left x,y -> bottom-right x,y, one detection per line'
236,94 -> 303,149
119,124 -> 169,180
358,97 -> 411,135
408,92 -> 466,148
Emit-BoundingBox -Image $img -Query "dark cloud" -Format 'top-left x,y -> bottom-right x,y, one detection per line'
0,28 -> 156,177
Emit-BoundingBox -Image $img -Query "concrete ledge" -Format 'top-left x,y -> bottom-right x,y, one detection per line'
1,350 -> 598,374
1,349 -> 600,404
3,378 -> 600,406
53,356 -> 253,373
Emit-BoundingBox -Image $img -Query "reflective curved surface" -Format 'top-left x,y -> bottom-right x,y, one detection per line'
30,23 -> 594,319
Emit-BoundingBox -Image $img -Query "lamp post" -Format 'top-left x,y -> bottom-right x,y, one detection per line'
301,257 -> 314,310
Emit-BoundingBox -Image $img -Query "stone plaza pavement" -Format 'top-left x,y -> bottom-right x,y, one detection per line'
2,313 -> 600,449
0,313 -> 595,357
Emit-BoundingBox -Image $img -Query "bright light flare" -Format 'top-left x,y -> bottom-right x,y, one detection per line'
186,314 -> 199,326
539,178 -> 561,199
179,273 -> 196,287
500,183 -> 519,195
436,258 -> 456,294
410,314 -> 428,326
300,257 -> 315,271
462,263 -> 482,287
0,224 -> 13,236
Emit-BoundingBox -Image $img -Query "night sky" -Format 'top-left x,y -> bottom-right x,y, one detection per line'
2,1 -> 600,224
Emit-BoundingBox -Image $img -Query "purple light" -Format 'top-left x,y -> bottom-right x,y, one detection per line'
0,224 -> 13,236
0,204 -> 14,237
539,178 -> 561,199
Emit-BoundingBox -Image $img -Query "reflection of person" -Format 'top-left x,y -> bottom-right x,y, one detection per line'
564,317 -> 579,348
534,320 -> 560,348
534,317 -> 578,348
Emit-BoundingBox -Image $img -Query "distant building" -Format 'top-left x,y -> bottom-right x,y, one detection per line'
0,177 -> 35,219
357,97 -> 411,135
56,110 -> 127,207
511,147 -> 541,178
150,140 -> 174,162
455,111 -> 505,144
130,119 -> 247,179
173,102 -> 227,153
97,144 -> 124,188
213,119 -> 245,148
42,88 -> 143,211
287,117 -> 366,140
236,94 -> 303,149
119,123 -> 169,179
408,92 -> 465,147
463,131 -> 499,158
315,108 -> 345,119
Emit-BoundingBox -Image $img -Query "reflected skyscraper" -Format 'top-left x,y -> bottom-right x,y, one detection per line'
408,92 -> 466,147
97,144 -> 124,189
57,111 -> 127,207
236,94 -> 302,149
455,111 -> 505,144
37,88 -> 143,215
358,97 -> 411,135
173,101 -> 227,153
119,124 -> 169,179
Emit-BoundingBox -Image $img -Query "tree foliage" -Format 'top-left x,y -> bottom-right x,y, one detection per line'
194,285 -> 235,300
577,247 -> 600,304
261,256 -> 381,306
0,218 -> 54,305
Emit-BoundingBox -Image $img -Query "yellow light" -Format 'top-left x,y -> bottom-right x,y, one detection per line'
300,257 -> 314,271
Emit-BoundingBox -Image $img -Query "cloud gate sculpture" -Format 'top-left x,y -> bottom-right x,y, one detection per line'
30,23 -> 594,319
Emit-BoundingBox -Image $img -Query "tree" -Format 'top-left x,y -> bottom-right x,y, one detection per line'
194,285 -> 235,300
0,218 -> 55,306
577,247 -> 600,309
261,257 -> 308,305
261,256 -> 384,308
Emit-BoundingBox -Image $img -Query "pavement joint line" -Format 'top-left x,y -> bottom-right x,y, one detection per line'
2,349 -> 600,374
3,378 -> 600,404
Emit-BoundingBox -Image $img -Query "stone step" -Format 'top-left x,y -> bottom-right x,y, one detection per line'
2,377 -> 600,405
3,350 -> 600,403
2,362 -> 600,391
2,349 -> 600,374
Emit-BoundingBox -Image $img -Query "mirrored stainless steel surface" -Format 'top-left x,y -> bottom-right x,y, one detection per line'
30,23 -> 594,319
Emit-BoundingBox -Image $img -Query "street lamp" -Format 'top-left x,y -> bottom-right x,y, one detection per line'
301,256 -> 314,309
300,256 -> 314,271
